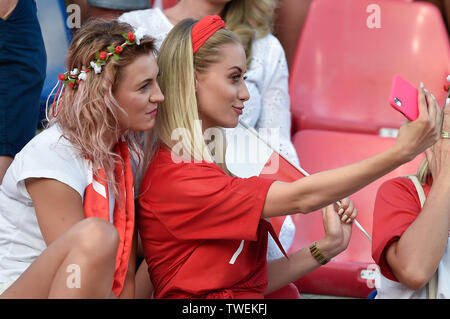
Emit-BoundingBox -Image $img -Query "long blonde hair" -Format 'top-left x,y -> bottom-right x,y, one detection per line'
416,157 -> 430,185
46,19 -> 156,197
221,0 -> 276,67
142,18 -> 241,176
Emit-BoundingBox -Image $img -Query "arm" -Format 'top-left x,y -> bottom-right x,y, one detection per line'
117,225 -> 138,298
0,0 -> 17,20
26,178 -> 85,245
385,177 -> 450,290
384,98 -> 450,290
135,259 -> 154,299
273,0 -> 313,69
135,231 -> 154,299
265,200 -> 356,294
26,177 -> 136,298
261,86 -> 441,218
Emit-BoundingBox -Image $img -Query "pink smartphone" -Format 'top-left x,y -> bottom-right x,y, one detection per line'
389,75 -> 419,121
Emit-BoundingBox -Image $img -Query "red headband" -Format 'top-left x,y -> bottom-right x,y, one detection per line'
191,15 -> 226,54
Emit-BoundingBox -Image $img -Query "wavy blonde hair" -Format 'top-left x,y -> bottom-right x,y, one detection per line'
142,18 -> 241,178
46,19 -> 156,198
221,0 -> 276,67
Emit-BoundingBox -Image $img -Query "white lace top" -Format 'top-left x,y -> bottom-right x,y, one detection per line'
119,8 -> 298,260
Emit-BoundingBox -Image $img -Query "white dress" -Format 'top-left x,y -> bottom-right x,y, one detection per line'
119,8 -> 298,260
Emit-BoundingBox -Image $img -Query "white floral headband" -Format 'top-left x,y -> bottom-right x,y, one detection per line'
47,27 -> 146,117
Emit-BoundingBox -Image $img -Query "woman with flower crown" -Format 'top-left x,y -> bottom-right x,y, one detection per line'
0,19 -> 163,298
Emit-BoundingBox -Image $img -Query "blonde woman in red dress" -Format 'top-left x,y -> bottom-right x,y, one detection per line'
136,16 -> 441,299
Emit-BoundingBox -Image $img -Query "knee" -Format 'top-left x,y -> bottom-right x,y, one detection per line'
74,218 -> 119,261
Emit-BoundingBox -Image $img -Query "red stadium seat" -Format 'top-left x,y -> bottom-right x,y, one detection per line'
289,0 -> 450,134
288,129 -> 424,297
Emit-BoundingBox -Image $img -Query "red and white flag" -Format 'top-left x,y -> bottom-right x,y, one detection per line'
225,120 -> 371,242
225,121 -> 307,237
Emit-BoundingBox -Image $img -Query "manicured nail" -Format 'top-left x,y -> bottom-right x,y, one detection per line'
338,208 -> 344,215
420,82 -> 424,88
341,215 -> 348,222
446,98 -> 450,105
346,218 -> 353,224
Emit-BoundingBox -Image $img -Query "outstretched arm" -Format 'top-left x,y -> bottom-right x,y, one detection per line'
262,86 -> 441,218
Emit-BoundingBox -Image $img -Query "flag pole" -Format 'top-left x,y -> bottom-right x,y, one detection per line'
238,119 -> 372,243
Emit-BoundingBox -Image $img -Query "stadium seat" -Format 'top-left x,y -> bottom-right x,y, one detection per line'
288,129 -> 424,297
36,0 -> 72,127
289,0 -> 450,135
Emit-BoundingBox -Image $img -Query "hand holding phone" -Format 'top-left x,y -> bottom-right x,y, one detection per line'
389,75 -> 419,121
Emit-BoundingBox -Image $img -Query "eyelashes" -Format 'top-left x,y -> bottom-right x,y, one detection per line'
139,83 -> 149,91
232,74 -> 248,82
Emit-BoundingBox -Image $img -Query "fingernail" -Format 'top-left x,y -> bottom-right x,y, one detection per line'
341,215 -> 348,223
420,82 -> 424,88
346,218 -> 353,224
338,208 -> 344,215
446,97 -> 450,105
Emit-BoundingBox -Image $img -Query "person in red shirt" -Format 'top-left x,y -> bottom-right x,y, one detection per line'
137,16 -> 442,299
372,98 -> 450,298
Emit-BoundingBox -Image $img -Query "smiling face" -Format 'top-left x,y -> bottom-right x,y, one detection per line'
195,42 -> 249,130
114,52 -> 164,132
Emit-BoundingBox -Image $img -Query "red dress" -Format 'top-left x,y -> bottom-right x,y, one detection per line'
138,146 -> 278,299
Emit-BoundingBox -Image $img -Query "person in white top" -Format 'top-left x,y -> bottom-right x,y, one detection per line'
0,20 -> 164,298
372,96 -> 450,299
118,0 -> 299,282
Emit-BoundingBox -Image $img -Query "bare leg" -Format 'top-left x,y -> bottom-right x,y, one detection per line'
0,217 -> 119,298
135,259 -> 153,299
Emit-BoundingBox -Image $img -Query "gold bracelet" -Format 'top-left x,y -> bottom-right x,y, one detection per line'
309,241 -> 330,265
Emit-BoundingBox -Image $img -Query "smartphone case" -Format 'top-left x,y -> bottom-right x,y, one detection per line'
389,74 -> 419,121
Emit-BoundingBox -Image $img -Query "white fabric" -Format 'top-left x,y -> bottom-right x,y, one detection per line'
0,280 -> 14,295
0,124 -> 114,286
375,176 -> 450,299
119,8 -> 299,260
152,0 -> 162,9
375,239 -> 450,299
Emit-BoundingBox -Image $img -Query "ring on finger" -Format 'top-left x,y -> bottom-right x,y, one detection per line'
441,131 -> 450,139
